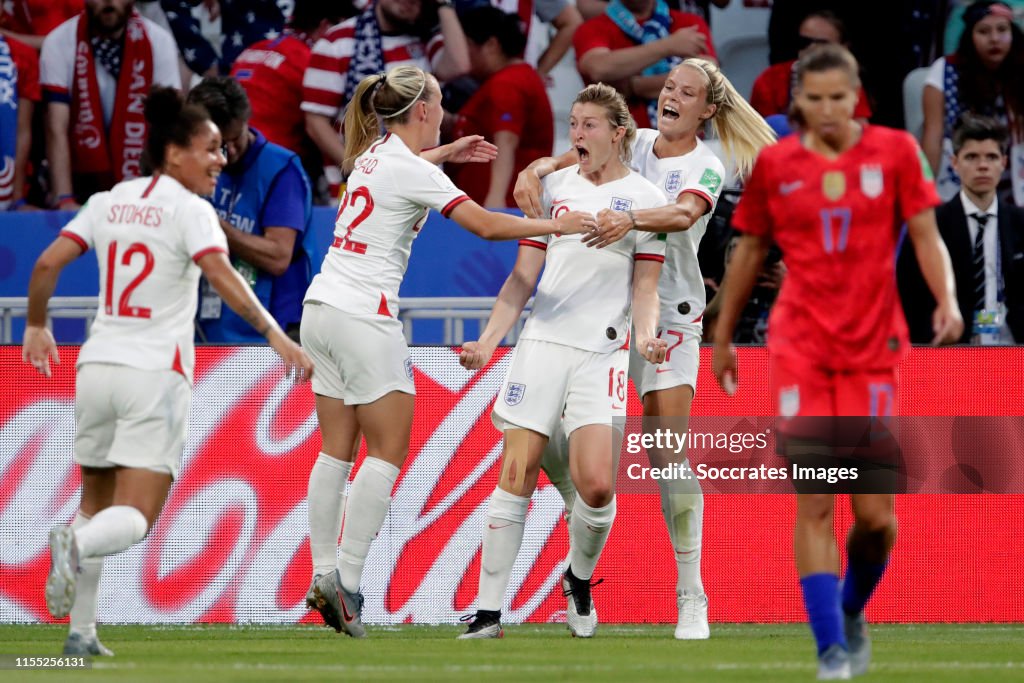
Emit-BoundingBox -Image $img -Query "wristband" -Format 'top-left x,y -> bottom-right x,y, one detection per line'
626,209 -> 637,230
54,194 -> 76,209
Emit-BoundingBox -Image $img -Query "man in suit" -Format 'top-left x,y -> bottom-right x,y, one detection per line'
899,115 -> 1024,344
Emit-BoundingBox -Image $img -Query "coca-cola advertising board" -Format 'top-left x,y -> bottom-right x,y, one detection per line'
1,346 -> 1022,625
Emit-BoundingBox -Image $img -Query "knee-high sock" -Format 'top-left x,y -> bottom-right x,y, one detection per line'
307,453 -> 352,578
539,427 -> 576,518
568,496 -> 616,581
657,465 -> 704,595
74,505 -> 148,559
800,573 -> 846,655
477,487 -> 530,612
841,558 -> 888,616
69,512 -> 102,638
338,457 -> 399,594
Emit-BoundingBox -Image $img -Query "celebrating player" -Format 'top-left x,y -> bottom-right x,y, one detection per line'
457,84 -> 669,639
712,45 -> 962,679
302,65 -> 596,638
23,87 -> 313,656
514,58 -> 775,639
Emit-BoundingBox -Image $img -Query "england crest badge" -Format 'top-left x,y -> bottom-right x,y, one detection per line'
665,170 -> 682,194
504,382 -> 526,406
860,164 -> 884,198
610,197 -> 633,211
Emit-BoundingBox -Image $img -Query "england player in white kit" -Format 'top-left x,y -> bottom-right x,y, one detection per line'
458,84 -> 669,640
515,59 -> 776,639
302,66 -> 596,638
23,87 -> 312,656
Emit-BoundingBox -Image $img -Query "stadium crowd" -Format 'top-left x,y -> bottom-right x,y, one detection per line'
3,0 -> 1023,345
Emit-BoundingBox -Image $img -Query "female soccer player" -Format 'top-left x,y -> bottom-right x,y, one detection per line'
457,84 -> 669,639
302,65 -> 596,638
712,44 -> 963,679
514,58 -> 775,639
23,87 -> 313,656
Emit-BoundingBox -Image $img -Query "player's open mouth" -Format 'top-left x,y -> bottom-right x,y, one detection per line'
661,105 -> 680,121
576,146 -> 589,163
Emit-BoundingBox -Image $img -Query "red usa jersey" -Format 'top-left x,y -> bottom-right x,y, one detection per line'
519,166 -> 667,353
630,128 -> 724,331
60,175 -> 228,382
304,133 -> 469,317
732,125 -> 940,370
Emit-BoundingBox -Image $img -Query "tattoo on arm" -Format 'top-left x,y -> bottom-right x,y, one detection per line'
239,303 -> 271,337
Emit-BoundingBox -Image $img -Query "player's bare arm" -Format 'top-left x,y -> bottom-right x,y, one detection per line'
22,236 -> 82,377
197,251 -> 314,380
905,208 -> 965,345
585,193 -> 709,248
448,200 -> 596,240
460,245 -> 545,370
420,135 -> 499,166
711,233 -> 771,395
631,259 -> 668,364
219,223 -> 297,277
513,150 -> 577,217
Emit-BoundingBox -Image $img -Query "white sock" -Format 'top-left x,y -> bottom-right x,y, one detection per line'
74,505 -> 148,559
307,453 -> 352,578
338,457 -> 399,594
68,512 -> 101,639
568,496 -> 616,581
477,487 -> 529,612
658,473 -> 705,595
539,428 -> 576,517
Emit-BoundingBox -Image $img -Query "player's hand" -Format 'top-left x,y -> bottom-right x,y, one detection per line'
22,325 -> 59,378
446,135 -> 499,164
460,340 -> 495,370
514,168 -> 544,218
931,300 -> 964,346
583,209 -> 632,248
638,334 -> 668,365
665,26 -> 708,58
554,210 -> 597,235
268,329 -> 314,382
712,342 -> 737,396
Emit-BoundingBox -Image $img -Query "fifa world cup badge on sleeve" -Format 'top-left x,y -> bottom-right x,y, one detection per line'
504,383 -> 526,406
860,165 -> 883,199
822,171 -> 846,201
699,168 -> 722,195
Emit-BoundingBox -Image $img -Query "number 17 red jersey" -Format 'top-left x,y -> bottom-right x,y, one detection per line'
731,125 -> 940,370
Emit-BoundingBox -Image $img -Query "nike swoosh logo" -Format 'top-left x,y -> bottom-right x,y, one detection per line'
656,368 -> 673,374
779,181 -> 803,195
488,522 -> 512,530
338,589 -> 355,623
551,198 -> 570,206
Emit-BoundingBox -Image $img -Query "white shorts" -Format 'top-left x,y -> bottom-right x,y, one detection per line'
629,326 -> 700,398
74,363 -> 191,479
492,339 -> 628,437
301,301 -> 415,405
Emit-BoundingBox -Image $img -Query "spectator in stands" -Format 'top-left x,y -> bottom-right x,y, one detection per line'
455,0 -> 583,80
230,0 -> 345,192
899,116 -> 1024,344
0,0 -> 82,49
446,7 -> 552,208
302,0 -> 470,197
923,1 -> 1024,205
577,0 -> 729,25
1,35 -> 41,210
943,0 -> 1024,54
572,0 -> 716,131
40,0 -> 180,209
187,77 -> 313,342
160,0 -> 285,79
750,10 -> 872,123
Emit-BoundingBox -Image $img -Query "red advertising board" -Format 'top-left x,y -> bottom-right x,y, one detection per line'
0,346 -> 1021,624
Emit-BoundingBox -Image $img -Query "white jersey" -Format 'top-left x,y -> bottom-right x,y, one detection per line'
630,128 -> 725,330
304,133 -> 469,317
61,175 -> 228,383
519,166 -> 667,354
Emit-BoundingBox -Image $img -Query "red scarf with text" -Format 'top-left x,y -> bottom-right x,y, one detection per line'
71,10 -> 152,184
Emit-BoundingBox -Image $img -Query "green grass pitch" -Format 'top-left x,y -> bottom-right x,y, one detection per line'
1,624 -> 1022,682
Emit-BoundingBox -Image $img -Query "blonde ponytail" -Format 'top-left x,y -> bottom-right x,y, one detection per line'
681,58 -> 776,179
342,73 -> 386,175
